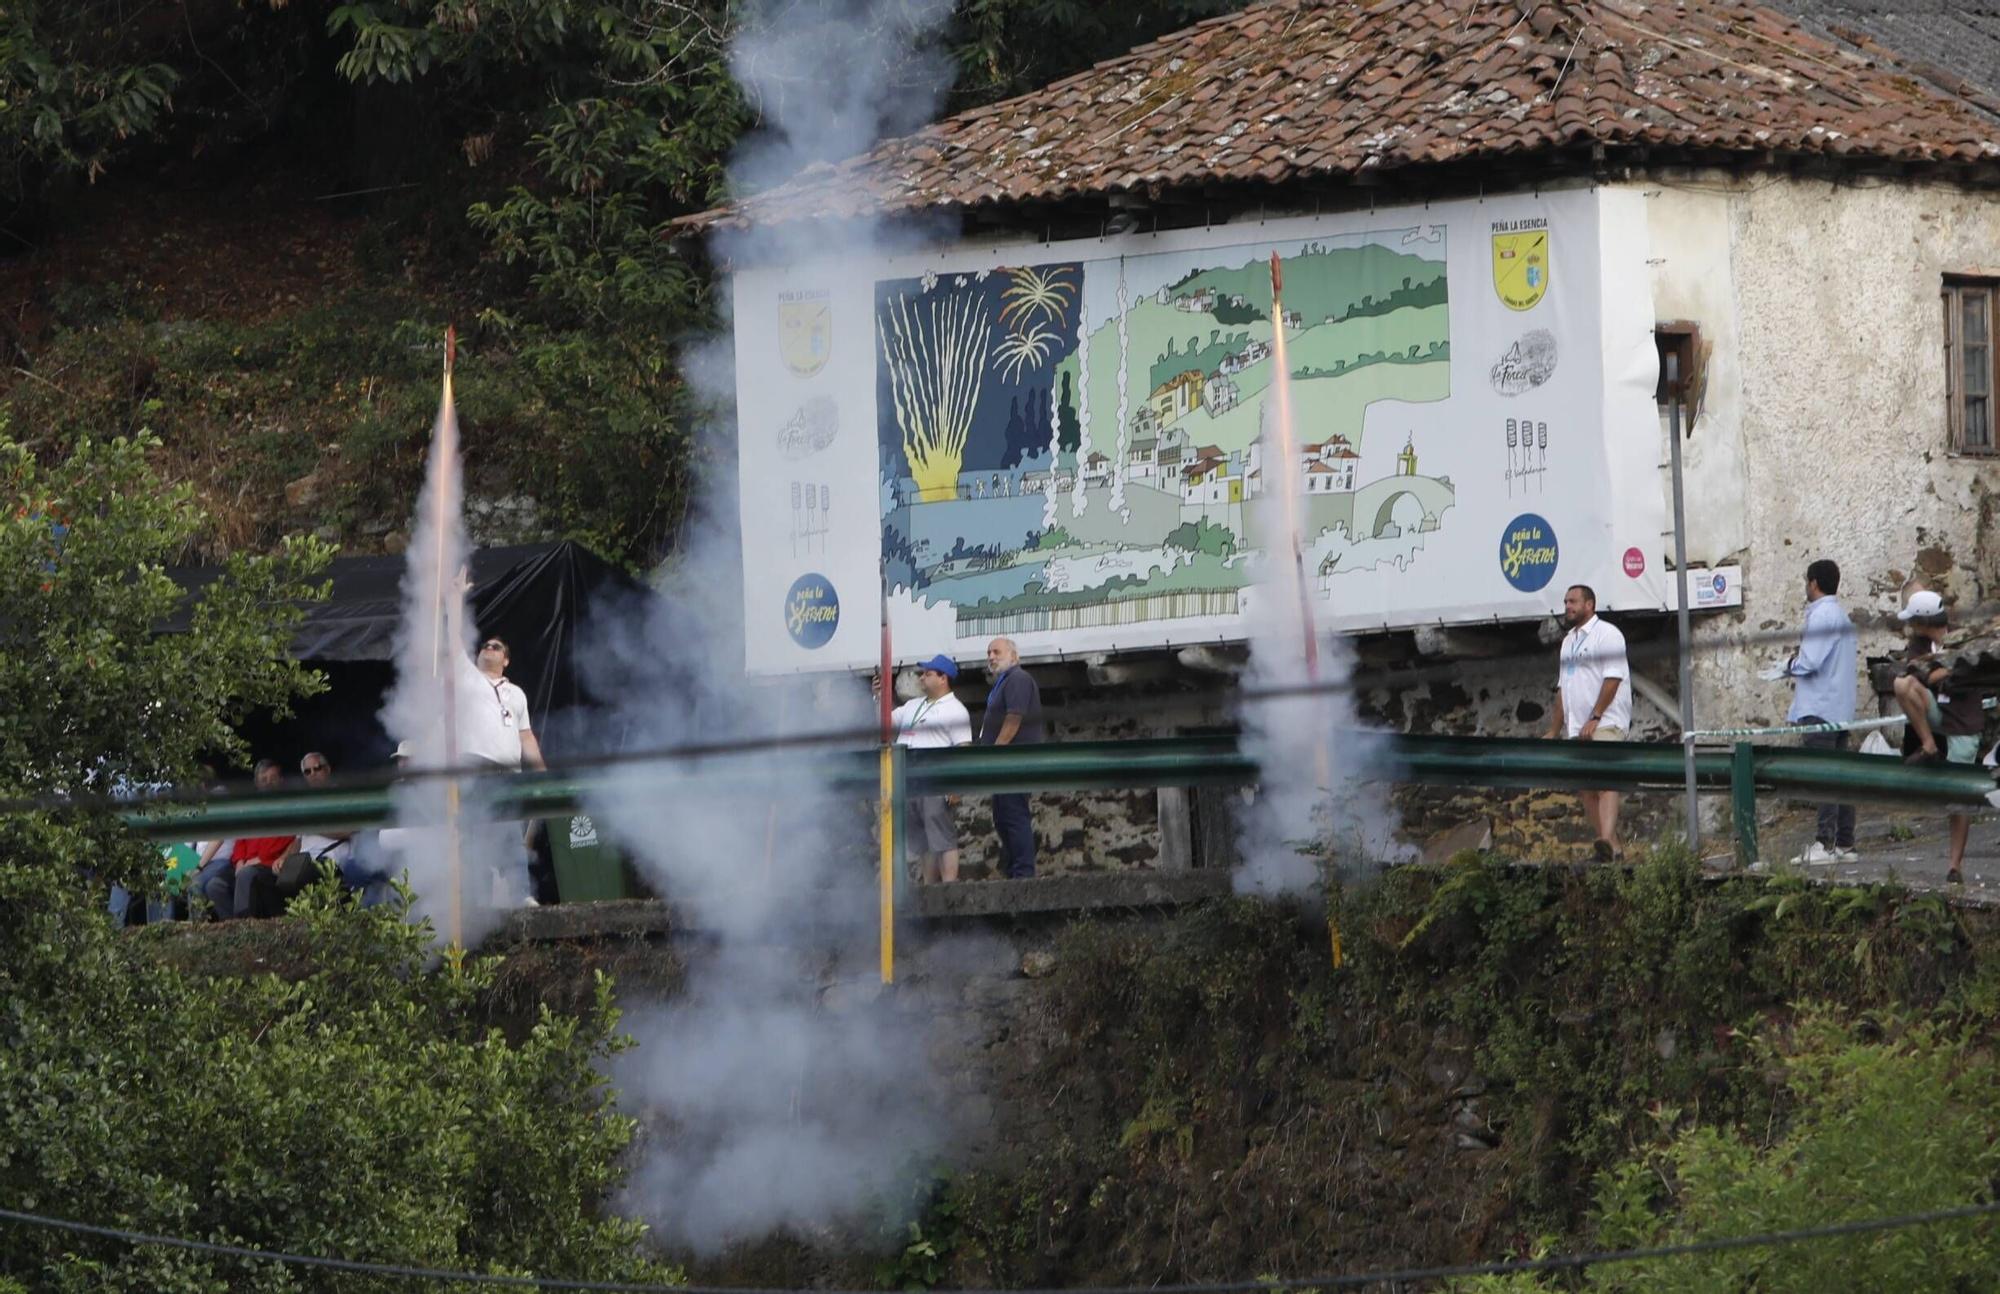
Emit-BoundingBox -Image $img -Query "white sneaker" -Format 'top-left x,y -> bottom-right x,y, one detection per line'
1834,847 -> 1860,863
1790,842 -> 1837,866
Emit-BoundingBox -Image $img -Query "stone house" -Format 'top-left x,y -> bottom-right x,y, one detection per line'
685,0 -> 2000,866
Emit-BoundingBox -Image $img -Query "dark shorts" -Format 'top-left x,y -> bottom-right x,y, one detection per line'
906,795 -> 957,854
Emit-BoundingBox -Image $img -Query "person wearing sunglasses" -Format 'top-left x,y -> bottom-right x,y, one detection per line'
463,636 -> 546,772
295,752 -> 355,869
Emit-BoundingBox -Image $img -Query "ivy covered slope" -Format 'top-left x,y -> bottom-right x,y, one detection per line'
0,0 -> 1251,567
911,858 -> 2000,1291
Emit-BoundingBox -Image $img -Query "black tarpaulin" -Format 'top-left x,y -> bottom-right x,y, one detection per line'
163,541 -> 646,764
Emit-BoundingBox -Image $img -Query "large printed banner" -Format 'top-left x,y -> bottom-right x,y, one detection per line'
734,189 -> 1667,674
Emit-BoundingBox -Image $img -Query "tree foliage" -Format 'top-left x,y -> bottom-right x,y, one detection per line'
0,865 -> 676,1292
0,2 -> 179,198
0,428 -> 329,888
329,0 -> 743,332
0,422 -> 669,1291
0,0 -> 1259,564
946,0 -> 1249,107
1453,1011 -> 2000,1293
0,429 -> 328,795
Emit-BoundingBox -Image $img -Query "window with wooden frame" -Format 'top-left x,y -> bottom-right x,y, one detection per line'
1944,277 -> 1999,454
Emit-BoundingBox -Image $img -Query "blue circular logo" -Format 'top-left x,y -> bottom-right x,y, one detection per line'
784,573 -> 840,649
1498,513 -> 1559,592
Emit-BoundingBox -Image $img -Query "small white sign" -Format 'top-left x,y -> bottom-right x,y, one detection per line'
1682,564 -> 1743,611
568,814 -> 600,849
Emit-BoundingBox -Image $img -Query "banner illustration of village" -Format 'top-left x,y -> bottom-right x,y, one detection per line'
874,228 -> 1455,643
731,191 -> 1668,673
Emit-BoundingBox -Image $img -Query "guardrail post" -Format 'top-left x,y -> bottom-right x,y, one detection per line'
1731,741 -> 1758,868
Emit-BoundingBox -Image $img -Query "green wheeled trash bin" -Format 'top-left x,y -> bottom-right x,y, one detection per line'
545,811 -> 635,902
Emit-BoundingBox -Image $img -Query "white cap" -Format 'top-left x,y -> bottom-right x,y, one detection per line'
392,740 -> 413,760
1898,590 -> 1945,621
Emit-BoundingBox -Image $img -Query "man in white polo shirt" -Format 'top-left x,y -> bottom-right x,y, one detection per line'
889,654 -> 973,883
460,635 -> 546,771
1545,583 -> 1631,861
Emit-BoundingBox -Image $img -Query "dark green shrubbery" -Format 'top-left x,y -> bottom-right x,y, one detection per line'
0,866 -> 676,1292
915,854 -> 2000,1288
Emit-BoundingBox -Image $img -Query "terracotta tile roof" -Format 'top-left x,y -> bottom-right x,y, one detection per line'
679,0 -> 2000,233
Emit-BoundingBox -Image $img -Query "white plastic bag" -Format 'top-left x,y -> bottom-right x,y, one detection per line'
1859,730 -> 1897,758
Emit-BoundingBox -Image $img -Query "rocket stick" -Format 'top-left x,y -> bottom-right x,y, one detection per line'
1268,254 -> 1341,967
435,325 -> 464,949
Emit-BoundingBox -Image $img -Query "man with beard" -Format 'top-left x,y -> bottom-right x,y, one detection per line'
980,637 -> 1044,879
1545,584 -> 1631,861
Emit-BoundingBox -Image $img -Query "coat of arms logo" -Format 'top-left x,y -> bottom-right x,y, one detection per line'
778,296 -> 832,377
1491,227 -> 1550,312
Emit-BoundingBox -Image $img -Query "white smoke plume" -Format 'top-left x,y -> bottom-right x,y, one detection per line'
379,350 -> 533,949
725,0 -> 957,198
1234,398 -> 1403,897
578,0 -> 962,1257
582,490 -> 949,1252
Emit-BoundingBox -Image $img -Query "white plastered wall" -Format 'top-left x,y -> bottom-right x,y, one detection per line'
1626,174 -> 2000,732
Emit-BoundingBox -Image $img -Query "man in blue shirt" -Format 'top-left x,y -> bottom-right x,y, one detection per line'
1783,559 -> 1859,864
979,636 -> 1044,878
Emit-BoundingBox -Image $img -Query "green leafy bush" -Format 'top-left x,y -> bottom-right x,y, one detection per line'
1451,1011 -> 2000,1292
0,867 -> 676,1292
0,428 -> 329,892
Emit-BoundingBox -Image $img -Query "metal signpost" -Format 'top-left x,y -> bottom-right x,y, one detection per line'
1665,352 -> 1701,851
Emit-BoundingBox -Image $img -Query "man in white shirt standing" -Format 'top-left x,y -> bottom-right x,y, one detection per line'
1545,584 -> 1632,861
460,636 -> 546,771
890,654 -> 973,882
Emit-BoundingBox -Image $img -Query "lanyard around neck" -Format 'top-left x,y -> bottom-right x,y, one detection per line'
903,697 -> 939,732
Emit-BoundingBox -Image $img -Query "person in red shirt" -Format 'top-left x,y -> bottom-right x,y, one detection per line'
195,760 -> 298,920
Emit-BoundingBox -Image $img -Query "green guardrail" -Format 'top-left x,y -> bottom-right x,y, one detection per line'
114,734 -> 2000,870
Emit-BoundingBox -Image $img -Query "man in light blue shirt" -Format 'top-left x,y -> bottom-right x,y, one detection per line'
1784,559 -> 1858,863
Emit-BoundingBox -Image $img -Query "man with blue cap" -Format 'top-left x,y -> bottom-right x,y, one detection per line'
890,654 -> 973,882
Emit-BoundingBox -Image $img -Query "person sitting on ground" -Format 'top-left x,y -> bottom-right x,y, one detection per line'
196,760 -> 296,920
1891,589 -> 1986,883
888,655 -> 973,883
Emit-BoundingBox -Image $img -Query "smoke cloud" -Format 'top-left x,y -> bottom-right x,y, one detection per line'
578,0 -> 962,1256
1234,392 -> 1404,897
724,0 -> 956,198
